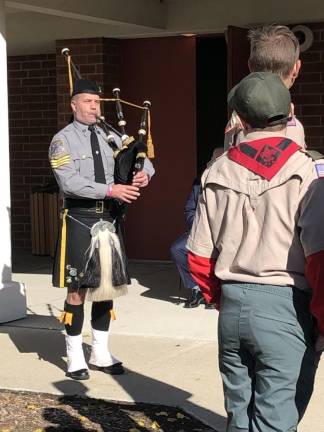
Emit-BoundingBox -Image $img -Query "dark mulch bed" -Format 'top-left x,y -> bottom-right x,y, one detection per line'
0,390 -> 216,432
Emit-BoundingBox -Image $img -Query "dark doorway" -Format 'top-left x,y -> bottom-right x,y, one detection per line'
196,36 -> 227,175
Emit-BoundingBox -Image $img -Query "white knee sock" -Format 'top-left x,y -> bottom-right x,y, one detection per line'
89,328 -> 120,367
65,333 -> 88,372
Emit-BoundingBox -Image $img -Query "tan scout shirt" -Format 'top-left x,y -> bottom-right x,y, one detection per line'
187,130 -> 323,293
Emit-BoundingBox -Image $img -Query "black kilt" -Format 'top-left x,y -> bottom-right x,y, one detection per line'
52,200 -> 129,289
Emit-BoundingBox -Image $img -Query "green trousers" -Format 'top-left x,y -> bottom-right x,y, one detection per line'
218,282 -> 320,432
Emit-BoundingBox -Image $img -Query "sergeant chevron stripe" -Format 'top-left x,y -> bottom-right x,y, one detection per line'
50,155 -> 71,168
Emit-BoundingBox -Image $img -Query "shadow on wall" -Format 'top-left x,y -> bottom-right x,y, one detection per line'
2,263 -> 12,284
0,207 -> 27,322
0,263 -> 27,323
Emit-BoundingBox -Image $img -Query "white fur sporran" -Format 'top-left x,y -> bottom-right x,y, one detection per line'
85,220 -> 128,302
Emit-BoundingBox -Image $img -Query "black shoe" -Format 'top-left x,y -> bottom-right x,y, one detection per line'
183,290 -> 204,308
89,362 -> 125,375
66,368 -> 89,381
205,302 -> 216,310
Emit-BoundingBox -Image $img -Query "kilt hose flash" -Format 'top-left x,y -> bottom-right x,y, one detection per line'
53,201 -> 130,302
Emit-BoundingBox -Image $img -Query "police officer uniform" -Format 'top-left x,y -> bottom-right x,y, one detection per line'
187,73 -> 323,431
49,79 -> 154,380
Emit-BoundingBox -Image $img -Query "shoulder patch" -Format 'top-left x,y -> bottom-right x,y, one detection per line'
315,163 -> 324,178
49,138 -> 71,168
49,139 -> 68,158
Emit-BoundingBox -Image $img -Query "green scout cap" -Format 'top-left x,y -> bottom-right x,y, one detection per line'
72,78 -> 102,97
228,72 -> 291,129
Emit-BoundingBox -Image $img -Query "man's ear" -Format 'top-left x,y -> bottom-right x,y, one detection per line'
71,99 -> 76,113
247,59 -> 252,72
292,59 -> 301,79
285,59 -> 301,88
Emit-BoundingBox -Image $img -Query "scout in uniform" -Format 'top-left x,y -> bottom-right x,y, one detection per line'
225,24 -> 305,151
49,79 -> 154,380
187,72 -> 324,431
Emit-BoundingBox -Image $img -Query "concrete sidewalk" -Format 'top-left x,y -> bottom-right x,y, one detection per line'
0,253 -> 323,431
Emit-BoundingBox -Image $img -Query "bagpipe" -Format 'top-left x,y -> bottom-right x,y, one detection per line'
61,48 -> 154,186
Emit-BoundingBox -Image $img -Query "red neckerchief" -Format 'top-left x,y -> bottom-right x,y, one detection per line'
228,137 -> 301,180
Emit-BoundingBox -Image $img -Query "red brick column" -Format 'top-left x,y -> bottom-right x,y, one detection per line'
8,54 -> 57,249
55,38 -> 121,129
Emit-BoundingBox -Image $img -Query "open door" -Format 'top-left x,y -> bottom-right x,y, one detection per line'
227,26 -> 250,90
119,37 -> 197,260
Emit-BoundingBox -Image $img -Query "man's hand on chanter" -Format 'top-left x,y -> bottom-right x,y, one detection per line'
132,171 -> 149,188
108,184 -> 140,203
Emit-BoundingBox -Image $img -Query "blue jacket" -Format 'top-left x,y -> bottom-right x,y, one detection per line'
184,177 -> 202,230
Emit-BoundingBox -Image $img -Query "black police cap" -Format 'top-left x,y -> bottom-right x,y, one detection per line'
72,79 -> 102,97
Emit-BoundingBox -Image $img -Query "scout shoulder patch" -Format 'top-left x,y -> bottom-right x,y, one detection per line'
228,137 -> 300,180
315,163 -> 324,178
49,138 -> 71,168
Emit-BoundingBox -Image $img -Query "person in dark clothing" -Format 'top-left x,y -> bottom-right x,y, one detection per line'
171,148 -> 223,308
171,177 -> 209,308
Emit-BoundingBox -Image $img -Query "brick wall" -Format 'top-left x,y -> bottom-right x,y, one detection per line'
291,22 -> 324,152
8,54 -> 57,249
55,37 -> 121,129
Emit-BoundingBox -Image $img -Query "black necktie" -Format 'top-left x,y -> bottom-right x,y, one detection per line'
89,125 -> 106,184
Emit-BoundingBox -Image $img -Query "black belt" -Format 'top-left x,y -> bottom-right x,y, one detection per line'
63,198 -> 115,214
